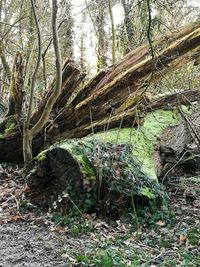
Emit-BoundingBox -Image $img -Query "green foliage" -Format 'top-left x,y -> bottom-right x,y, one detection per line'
132,201 -> 176,229
76,250 -> 123,266
63,139 -> 166,214
186,228 -> 200,246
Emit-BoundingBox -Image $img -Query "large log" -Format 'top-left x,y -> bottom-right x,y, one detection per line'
25,137 -> 165,214
26,107 -> 200,213
0,89 -> 199,162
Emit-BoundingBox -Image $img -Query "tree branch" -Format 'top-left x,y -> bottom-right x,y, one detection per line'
31,0 -> 62,136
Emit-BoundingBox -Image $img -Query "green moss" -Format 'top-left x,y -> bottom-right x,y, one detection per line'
95,110 -> 179,179
140,187 -> 155,199
1,115 -> 17,136
4,123 -> 15,135
59,141 -> 96,181
35,150 -> 47,161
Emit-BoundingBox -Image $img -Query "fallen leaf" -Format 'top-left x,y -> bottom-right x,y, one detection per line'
179,234 -> 187,242
156,220 -> 165,226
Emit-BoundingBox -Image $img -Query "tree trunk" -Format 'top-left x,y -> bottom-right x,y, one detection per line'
25,138 -> 163,216
6,52 -> 24,118
154,110 -> 200,179
25,107 -> 200,214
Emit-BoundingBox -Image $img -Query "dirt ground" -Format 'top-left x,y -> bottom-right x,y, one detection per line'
0,165 -> 200,267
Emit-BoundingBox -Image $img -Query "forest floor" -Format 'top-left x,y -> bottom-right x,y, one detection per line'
0,164 -> 200,267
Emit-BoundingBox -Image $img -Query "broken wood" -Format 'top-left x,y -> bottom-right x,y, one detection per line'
30,59 -> 85,125
46,20 -> 200,141
154,109 -> 200,179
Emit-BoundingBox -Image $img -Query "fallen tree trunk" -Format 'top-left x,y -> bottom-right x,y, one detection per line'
0,89 -> 199,162
48,89 -> 200,141
25,107 -> 200,213
154,109 -> 200,178
25,136 -> 164,215
72,20 -> 200,106
71,22 -> 200,119
45,20 -> 200,142
0,21 -> 200,162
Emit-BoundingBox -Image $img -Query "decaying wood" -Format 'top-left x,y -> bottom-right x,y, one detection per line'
0,21 -> 200,162
30,59 -> 85,125
72,20 -> 200,107
154,109 -> 200,178
6,52 -> 24,117
46,20 -> 200,141
148,90 -> 200,111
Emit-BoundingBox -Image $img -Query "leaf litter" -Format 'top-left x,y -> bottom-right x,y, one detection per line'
0,164 -> 200,266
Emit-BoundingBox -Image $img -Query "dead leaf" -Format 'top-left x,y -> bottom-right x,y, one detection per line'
156,220 -> 165,226
8,214 -> 23,222
179,234 -> 187,242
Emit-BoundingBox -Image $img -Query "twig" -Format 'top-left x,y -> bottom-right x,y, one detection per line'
162,150 -> 189,184
177,105 -> 200,147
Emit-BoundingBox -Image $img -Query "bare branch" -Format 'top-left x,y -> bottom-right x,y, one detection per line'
31,0 -> 62,136
25,0 -> 42,127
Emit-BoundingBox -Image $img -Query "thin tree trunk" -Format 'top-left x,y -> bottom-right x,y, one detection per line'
23,0 -> 42,171
23,0 -> 62,172
108,0 -> 116,64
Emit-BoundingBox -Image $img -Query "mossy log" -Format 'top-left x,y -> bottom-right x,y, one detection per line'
0,90 -> 199,162
26,110 -> 180,213
23,103 -> 200,216
26,139 -> 164,215
25,108 -> 200,214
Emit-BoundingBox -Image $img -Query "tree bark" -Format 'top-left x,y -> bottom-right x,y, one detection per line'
154,111 -> 200,178
6,52 -> 24,117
